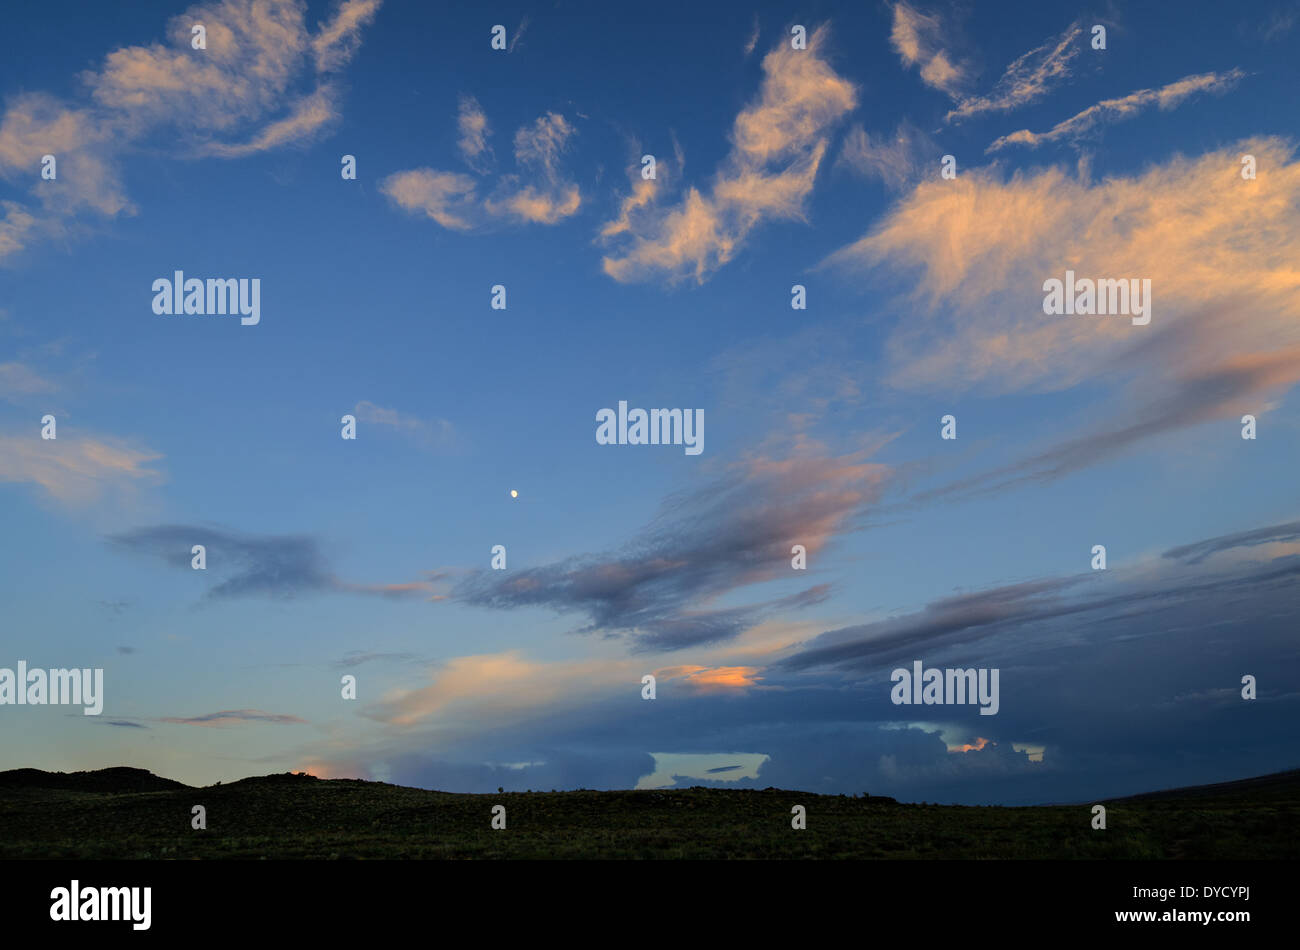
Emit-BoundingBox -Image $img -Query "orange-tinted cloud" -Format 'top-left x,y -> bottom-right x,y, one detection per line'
889,2 -> 968,97
988,70 -> 1246,152
0,431 -> 163,505
945,21 -> 1083,122
656,665 -> 764,691
601,24 -> 855,283
826,137 -> 1300,431
0,0 -> 381,260
456,94 -> 492,169
363,652 -> 618,727
383,111 -> 582,229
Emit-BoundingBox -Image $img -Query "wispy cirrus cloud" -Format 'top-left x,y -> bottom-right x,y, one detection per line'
987,69 -> 1246,152
599,24 -> 855,284
200,83 -> 341,159
353,400 -> 456,451
946,20 -> 1084,122
485,113 -> 581,223
159,709 -> 308,727
888,2 -> 969,98
829,136 -> 1300,391
1238,4 -> 1298,43
824,137 -> 1300,492
362,651 -> 621,728
456,94 -> 493,170
333,651 -> 421,669
380,169 -> 479,230
361,655 -> 766,732
108,524 -> 433,601
835,120 -> 939,192
888,7 -> 1085,123
508,16 -> 530,54
0,361 -> 57,398
919,345 -> 1300,502
743,15 -> 761,57
781,521 -> 1300,673
0,431 -> 163,505
1163,520 -> 1300,565
452,448 -> 885,650
311,0 -> 381,71
0,0 -> 381,260
382,110 -> 581,229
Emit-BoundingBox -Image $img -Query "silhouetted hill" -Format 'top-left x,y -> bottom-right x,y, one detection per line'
1106,768 -> 1300,803
1,767 -> 1295,859
0,766 -> 190,794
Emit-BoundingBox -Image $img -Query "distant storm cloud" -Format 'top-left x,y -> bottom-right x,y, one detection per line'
636,752 -> 770,789
780,521 -> 1300,674
781,576 -> 1087,672
283,526 -> 1300,803
108,524 -> 433,601
1163,520 -> 1300,565
452,452 -> 886,650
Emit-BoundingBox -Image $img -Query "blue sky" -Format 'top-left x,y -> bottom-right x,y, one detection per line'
1,0 -> 1298,804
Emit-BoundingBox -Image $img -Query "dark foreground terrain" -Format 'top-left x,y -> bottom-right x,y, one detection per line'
2,767 -> 1296,860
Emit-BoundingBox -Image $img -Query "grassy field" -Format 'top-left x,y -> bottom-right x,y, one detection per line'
2,768 -> 1297,860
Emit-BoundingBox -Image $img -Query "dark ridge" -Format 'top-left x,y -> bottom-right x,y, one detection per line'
0,766 -> 190,793
1,765 -> 1296,802
1104,767 -> 1300,803
218,771 -> 321,788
